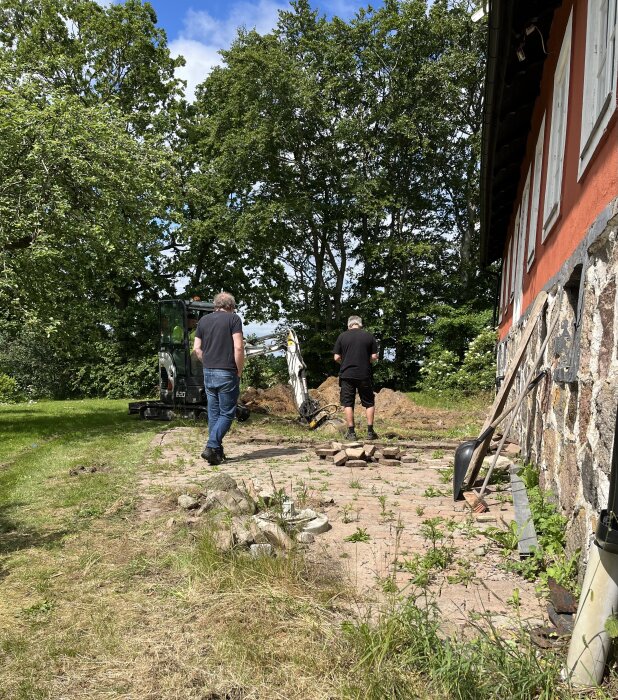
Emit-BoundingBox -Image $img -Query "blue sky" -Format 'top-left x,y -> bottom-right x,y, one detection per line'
143,0 -> 378,99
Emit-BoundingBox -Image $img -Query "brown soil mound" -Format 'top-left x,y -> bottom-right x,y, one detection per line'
241,378 -> 468,433
311,376 -> 418,419
374,388 -> 419,418
241,385 -> 297,416
310,376 -> 339,407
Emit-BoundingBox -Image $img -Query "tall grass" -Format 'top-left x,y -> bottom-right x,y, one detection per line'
407,390 -> 492,412
343,595 -> 577,700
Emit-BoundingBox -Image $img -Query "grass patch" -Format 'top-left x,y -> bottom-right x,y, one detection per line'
344,596 -> 580,700
0,400 -> 355,699
406,390 -> 491,412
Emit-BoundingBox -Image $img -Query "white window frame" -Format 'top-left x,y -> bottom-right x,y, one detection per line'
513,168 -> 531,324
509,207 -> 520,302
504,237 -> 513,313
579,0 -> 618,177
527,114 -> 545,269
543,12 -> 573,239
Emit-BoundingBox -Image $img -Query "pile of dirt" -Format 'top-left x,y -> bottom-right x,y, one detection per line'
242,377 -> 419,420
311,376 -> 418,419
241,385 -> 297,416
310,376 -> 339,407
241,377 -> 473,434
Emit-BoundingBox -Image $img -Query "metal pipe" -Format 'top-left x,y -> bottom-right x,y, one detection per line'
566,397 -> 618,686
565,541 -> 618,686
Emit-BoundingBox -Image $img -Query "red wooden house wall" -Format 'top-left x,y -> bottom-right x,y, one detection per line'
498,0 -> 618,340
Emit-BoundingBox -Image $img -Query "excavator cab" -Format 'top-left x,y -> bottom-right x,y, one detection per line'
130,298 -> 215,420
158,299 -> 213,408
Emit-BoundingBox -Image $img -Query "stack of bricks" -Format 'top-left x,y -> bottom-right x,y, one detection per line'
314,442 -> 415,467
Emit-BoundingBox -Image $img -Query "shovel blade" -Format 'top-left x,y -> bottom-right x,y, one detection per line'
453,439 -> 476,500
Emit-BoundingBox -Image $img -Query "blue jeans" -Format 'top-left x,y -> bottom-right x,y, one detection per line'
203,369 -> 240,450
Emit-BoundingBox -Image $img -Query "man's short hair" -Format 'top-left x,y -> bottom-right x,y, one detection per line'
213,292 -> 236,311
347,315 -> 363,329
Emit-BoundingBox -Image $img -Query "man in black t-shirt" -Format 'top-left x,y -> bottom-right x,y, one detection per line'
193,292 -> 244,465
333,315 -> 378,441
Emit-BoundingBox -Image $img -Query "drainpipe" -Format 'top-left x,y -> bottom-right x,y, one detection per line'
565,404 -> 618,687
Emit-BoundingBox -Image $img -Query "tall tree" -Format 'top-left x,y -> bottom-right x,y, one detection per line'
0,0 -> 183,396
182,0 -> 489,386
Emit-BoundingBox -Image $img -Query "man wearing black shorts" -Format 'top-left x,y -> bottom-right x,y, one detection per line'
333,315 -> 379,441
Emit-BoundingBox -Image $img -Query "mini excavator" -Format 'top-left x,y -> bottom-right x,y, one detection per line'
128,298 -> 334,428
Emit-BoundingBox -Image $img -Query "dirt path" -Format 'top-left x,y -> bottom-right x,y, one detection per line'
139,422 -> 546,634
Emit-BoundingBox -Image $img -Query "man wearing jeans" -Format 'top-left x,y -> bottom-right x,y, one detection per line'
333,315 -> 379,441
193,292 -> 244,465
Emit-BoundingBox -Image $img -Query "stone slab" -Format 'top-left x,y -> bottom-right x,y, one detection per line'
510,465 -> 538,556
382,447 -> 401,458
333,450 -> 347,466
316,448 -> 339,457
345,447 -> 365,460
482,455 -> 513,471
504,443 -> 522,457
363,444 -> 376,458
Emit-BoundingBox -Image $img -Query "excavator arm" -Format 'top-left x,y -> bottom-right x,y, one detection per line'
244,328 -> 335,429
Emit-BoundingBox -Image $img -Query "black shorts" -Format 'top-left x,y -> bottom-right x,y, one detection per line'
339,377 -> 375,408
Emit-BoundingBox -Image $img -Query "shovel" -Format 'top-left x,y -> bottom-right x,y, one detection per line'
453,370 -> 547,500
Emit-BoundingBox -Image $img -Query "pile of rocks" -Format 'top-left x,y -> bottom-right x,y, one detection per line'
176,473 -> 329,555
315,441 -> 418,467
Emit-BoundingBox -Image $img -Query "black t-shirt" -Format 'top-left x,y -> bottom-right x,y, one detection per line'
333,329 -> 378,380
196,311 -> 243,371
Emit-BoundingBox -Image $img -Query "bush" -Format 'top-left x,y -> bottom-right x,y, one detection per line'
0,373 -> 20,403
72,348 -> 158,399
242,354 -> 289,390
0,325 -> 75,400
419,327 -> 497,395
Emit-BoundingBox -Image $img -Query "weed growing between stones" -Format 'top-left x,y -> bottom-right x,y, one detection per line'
437,463 -> 454,484
423,485 -> 447,498
340,503 -> 354,523
484,463 -> 580,594
345,528 -> 371,543
400,517 -> 456,587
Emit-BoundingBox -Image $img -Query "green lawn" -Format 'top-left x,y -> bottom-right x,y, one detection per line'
0,401 -> 352,700
406,390 -> 492,412
0,400 -> 160,535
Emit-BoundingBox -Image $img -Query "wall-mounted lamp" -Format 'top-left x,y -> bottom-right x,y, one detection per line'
470,2 -> 489,23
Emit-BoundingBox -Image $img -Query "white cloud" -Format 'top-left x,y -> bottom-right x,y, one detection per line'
169,0 -> 365,101
170,0 -> 288,101
170,38 -> 225,100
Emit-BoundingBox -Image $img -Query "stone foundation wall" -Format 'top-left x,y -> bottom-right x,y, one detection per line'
497,198 -> 618,561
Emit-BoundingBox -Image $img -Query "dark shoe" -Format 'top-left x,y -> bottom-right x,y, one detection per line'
201,447 -> 221,465
367,428 -> 379,441
345,428 -> 357,441
215,447 -> 226,462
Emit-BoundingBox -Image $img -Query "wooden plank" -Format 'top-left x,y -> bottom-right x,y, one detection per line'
509,464 -> 538,557
464,291 -> 547,490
